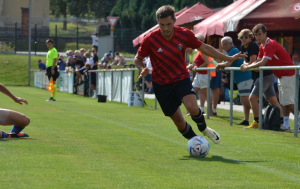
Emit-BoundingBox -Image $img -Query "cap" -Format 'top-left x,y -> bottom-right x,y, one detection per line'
38,59 -> 41,62
66,50 -> 70,55
73,55 -> 78,58
109,50 -> 113,53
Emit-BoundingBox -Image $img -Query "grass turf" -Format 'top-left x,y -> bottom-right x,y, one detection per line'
0,86 -> 299,188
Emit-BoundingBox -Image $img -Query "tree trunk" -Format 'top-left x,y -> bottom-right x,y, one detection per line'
63,3 -> 67,30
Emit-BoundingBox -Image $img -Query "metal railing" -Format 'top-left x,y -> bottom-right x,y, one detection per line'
194,66 -> 300,137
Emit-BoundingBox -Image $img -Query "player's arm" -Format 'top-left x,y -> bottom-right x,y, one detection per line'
198,43 -> 246,62
0,83 -> 28,105
134,53 -> 149,79
240,58 -> 268,72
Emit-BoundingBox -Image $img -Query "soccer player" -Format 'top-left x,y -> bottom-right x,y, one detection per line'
0,83 -> 30,138
134,5 -> 246,144
240,24 -> 297,131
45,39 -> 59,101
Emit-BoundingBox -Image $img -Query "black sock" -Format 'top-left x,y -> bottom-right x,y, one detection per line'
179,122 -> 197,140
254,117 -> 259,123
280,117 -> 283,124
191,108 -> 207,132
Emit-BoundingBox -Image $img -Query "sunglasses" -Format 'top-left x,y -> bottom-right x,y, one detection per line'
240,36 -> 249,40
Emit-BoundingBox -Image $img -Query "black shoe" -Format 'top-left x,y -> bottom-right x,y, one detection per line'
213,112 -> 217,116
6,133 -> 19,138
46,97 -> 56,101
73,83 -> 79,87
238,120 -> 249,126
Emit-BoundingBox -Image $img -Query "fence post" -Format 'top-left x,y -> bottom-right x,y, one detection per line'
76,26 -> 79,50
35,24 -> 37,55
258,69 -> 263,129
294,69 -> 299,137
229,70 -> 234,126
15,22 -> 17,54
55,25 -> 58,48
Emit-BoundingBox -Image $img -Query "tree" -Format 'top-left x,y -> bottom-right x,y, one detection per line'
50,0 -> 68,30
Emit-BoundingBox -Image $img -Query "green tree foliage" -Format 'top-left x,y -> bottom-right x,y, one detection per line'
50,0 -> 68,30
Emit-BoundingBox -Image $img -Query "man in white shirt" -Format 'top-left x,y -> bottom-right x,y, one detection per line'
89,33 -> 99,52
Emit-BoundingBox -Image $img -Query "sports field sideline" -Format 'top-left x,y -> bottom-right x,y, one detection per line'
0,86 -> 300,188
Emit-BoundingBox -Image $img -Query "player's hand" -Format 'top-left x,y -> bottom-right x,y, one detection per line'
138,67 -> 150,79
14,97 -> 28,105
231,52 -> 247,62
240,64 -> 248,72
51,69 -> 55,75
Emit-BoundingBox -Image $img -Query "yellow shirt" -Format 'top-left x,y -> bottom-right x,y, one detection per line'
46,47 -> 58,67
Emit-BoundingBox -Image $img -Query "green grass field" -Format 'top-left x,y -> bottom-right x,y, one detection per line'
1,86 -> 300,188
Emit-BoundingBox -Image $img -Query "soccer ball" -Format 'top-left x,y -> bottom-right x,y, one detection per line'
187,136 -> 210,157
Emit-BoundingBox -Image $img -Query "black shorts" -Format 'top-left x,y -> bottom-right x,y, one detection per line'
46,66 -> 59,81
153,78 -> 196,116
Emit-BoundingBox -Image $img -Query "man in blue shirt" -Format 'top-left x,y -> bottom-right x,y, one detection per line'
38,59 -> 46,71
216,36 -> 253,126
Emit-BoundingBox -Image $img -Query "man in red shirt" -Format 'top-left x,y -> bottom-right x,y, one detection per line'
134,5 -> 246,144
241,24 -> 298,131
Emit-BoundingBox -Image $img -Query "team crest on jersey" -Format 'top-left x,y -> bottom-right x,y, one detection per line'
177,44 -> 182,50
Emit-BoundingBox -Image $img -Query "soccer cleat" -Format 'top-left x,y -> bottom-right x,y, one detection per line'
46,97 -> 56,101
238,120 -> 249,126
202,127 -> 220,144
6,133 -> 20,138
244,120 -> 259,129
18,132 -> 29,137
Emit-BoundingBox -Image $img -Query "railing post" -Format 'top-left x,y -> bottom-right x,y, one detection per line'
15,22 -> 17,54
207,70 -> 211,119
258,69 -> 263,129
229,70 -> 234,126
294,68 -> 299,137
35,24 -> 37,55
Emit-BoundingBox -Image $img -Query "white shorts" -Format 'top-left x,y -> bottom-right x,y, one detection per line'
278,75 -> 295,106
192,73 -> 208,89
0,108 -> 10,125
237,79 -> 253,97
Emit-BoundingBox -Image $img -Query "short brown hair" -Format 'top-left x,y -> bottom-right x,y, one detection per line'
46,39 -> 54,44
156,5 -> 175,20
238,29 -> 254,40
252,23 -> 267,34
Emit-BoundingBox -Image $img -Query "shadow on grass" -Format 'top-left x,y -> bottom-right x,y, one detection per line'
180,155 -> 262,164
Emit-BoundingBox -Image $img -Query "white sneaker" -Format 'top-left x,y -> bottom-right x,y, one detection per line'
202,127 -> 220,144
280,126 -> 291,132
92,94 -> 96,98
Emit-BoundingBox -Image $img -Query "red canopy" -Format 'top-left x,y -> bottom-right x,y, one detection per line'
193,0 -> 265,37
132,3 -> 215,47
238,0 -> 300,32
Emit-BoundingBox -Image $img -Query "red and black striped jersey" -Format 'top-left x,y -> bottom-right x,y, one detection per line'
138,26 -> 202,85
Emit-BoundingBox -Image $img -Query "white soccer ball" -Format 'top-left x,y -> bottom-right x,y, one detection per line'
187,136 -> 210,157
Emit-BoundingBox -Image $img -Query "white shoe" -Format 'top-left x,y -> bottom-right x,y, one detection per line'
92,94 -> 96,98
280,126 -> 290,132
202,127 -> 220,144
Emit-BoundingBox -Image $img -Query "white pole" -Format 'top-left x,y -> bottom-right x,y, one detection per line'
28,0 -> 32,85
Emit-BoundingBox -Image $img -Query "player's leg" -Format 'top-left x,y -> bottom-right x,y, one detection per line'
0,109 -> 30,138
51,67 -> 59,101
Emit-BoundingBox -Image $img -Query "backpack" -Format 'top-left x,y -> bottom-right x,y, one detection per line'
262,104 -> 281,131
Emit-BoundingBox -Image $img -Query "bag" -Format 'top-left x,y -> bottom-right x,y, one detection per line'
262,104 -> 281,131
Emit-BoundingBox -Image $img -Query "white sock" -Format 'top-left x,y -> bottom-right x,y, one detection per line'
213,108 -> 216,113
200,107 -> 204,113
93,90 -> 96,94
283,116 -> 289,128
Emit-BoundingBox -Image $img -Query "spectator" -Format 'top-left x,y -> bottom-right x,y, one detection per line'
76,63 -> 92,87
89,32 -> 99,52
292,53 -> 300,74
99,50 -> 113,69
91,48 -> 99,98
216,36 -> 253,126
142,57 -> 153,94
240,23 -> 298,131
38,59 -> 46,71
57,55 -> 68,71
186,47 -> 197,83
110,52 -> 126,66
85,52 -> 94,67
73,54 -> 85,87
210,70 -> 222,116
80,48 -> 87,64
238,29 -> 283,129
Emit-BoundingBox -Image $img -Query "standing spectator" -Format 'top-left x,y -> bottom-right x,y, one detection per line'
216,36 -> 253,126
38,59 -> 46,71
80,48 -> 87,64
134,5 -> 246,144
240,23 -> 298,131
210,70 -> 222,116
110,52 -> 127,66
73,55 -> 85,87
85,52 -> 94,67
143,57 -> 153,94
91,48 -> 99,98
99,51 -> 113,69
238,29 -> 283,129
45,39 -> 59,101
89,32 -> 99,52
57,55 -> 68,71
